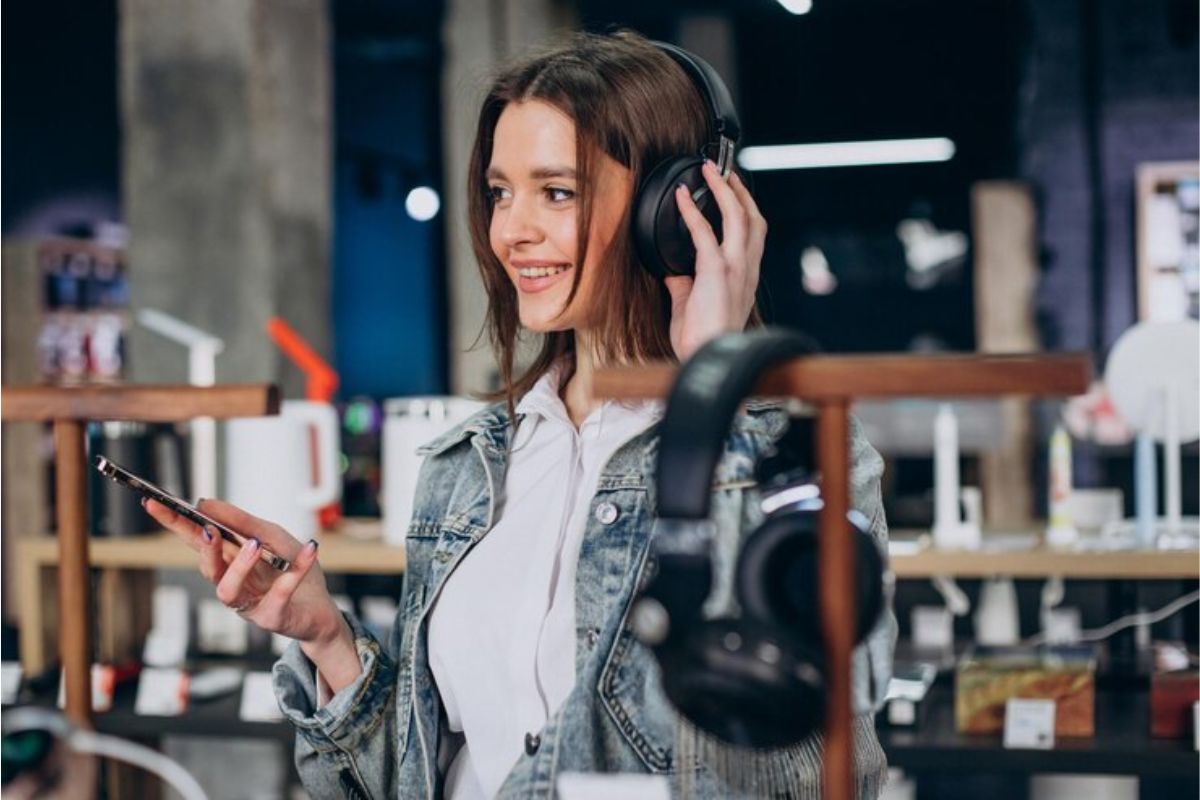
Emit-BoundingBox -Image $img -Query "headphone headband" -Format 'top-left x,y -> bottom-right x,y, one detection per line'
655,330 -> 816,520
651,41 -> 741,166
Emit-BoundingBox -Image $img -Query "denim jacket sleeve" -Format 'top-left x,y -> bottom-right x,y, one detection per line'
272,609 -> 401,799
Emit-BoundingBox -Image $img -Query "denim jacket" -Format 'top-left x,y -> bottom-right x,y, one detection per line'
273,401 -> 897,799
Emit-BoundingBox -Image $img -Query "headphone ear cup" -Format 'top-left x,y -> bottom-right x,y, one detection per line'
736,507 -> 886,647
634,155 -> 722,279
657,618 -> 826,749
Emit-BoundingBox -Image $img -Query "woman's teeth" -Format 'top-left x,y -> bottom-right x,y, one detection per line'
517,265 -> 570,278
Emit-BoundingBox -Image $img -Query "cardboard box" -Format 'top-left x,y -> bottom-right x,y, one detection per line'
955,646 -> 1096,737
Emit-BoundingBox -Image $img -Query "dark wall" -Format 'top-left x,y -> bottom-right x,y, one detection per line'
1023,0 -> 1200,355
2,1 -> 120,235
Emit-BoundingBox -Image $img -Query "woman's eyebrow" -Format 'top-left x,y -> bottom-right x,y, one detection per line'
485,165 -> 576,180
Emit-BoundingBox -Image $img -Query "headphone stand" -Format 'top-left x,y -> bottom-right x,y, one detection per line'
594,351 -> 1090,800
1,384 -> 279,727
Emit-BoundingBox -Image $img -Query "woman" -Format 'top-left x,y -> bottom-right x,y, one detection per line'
146,30 -> 894,799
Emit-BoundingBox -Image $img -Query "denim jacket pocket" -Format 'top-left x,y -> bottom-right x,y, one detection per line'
598,621 -> 680,774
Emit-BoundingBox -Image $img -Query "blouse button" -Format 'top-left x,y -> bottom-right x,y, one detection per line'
594,502 -> 619,525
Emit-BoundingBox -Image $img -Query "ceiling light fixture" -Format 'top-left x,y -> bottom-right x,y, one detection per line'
737,137 -> 956,171
776,0 -> 814,14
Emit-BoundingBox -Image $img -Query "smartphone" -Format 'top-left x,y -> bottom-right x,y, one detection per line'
93,454 -> 290,571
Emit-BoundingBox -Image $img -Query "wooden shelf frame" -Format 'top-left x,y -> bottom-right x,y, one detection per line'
2,383 -> 279,726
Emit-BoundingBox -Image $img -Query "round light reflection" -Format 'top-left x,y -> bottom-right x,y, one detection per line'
405,186 -> 440,221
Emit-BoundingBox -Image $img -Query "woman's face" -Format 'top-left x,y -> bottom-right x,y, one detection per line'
487,100 -> 632,333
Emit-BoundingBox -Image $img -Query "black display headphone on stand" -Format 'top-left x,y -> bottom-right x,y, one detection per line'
631,329 -> 886,749
634,42 -> 743,280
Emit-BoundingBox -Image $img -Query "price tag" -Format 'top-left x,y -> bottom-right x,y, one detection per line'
1042,607 -> 1082,645
1,662 -> 22,705
197,598 -> 249,654
135,667 -> 188,716
556,773 -> 670,800
911,605 -> 954,650
239,672 -> 284,722
1003,698 -> 1056,749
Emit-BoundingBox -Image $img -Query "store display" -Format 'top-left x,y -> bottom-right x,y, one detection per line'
882,662 -> 937,727
1045,425 -> 1080,547
196,599 -> 249,656
1151,669 -> 1200,739
238,673 -> 283,722
188,668 -> 245,703
955,646 -> 1096,737
133,668 -> 188,717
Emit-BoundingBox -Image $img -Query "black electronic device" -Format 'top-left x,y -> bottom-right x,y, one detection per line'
632,329 -> 886,750
633,42 -> 743,280
93,454 -> 290,571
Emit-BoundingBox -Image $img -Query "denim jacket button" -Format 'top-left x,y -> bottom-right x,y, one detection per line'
585,628 -> 600,648
524,732 -> 541,755
594,502 -> 619,525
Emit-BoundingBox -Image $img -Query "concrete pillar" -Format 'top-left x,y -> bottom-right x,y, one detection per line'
120,0 -> 331,400
441,0 -> 575,395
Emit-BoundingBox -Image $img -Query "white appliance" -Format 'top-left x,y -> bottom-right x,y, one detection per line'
382,397 -> 484,545
224,400 -> 341,541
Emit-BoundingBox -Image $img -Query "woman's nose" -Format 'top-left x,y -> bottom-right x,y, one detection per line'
497,198 -> 543,247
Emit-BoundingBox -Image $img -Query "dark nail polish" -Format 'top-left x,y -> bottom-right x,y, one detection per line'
248,538 -> 260,552
140,497 -> 148,508
202,527 -> 214,543
304,539 -> 319,554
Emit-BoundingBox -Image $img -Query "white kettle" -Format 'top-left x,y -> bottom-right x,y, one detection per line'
224,400 -> 341,540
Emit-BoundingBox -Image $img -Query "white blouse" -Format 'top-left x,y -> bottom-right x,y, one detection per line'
427,366 -> 661,799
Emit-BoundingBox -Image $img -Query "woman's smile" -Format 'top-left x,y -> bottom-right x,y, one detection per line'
512,260 -> 574,294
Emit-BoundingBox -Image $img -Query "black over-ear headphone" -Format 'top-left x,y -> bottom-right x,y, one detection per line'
631,329 -> 886,749
633,42 -> 742,280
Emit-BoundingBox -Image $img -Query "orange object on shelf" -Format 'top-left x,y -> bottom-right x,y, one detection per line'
266,317 -> 342,529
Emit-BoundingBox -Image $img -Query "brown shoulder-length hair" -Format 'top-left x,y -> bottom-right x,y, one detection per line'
467,29 -> 740,412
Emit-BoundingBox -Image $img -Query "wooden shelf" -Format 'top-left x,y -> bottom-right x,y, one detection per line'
889,535 -> 1199,579
14,519 -> 404,676
17,520 -> 405,575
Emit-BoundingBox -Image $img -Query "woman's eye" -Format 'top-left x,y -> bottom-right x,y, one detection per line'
545,187 -> 574,203
486,185 -> 511,203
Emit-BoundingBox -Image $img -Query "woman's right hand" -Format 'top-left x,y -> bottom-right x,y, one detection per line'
143,497 -> 347,652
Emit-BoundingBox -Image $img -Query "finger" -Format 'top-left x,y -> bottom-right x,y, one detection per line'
727,172 -> 766,304
143,497 -> 205,550
214,538 -> 263,607
674,183 -> 721,258
701,160 -> 749,256
255,540 -> 320,626
197,498 -> 304,560
663,275 -> 694,314
199,525 -> 229,584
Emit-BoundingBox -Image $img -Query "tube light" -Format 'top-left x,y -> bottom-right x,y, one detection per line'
737,137 -> 956,171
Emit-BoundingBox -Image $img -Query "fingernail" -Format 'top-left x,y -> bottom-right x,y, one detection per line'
202,526 -> 215,543
247,538 -> 260,552
676,182 -> 688,192
140,497 -> 148,509
304,539 -> 318,554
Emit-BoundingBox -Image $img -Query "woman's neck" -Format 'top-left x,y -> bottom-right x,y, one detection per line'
561,329 -> 600,429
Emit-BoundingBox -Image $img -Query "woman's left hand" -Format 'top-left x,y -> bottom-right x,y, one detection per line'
665,159 -> 767,360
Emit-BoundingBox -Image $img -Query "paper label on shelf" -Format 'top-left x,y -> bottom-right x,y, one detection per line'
912,605 -> 954,650
152,585 -> 190,640
197,598 -> 249,654
1003,698 -> 1056,750
134,667 -> 188,716
239,671 -> 284,722
1042,607 -> 1082,645
1,662 -> 22,705
143,628 -> 188,667
57,665 -> 115,712
888,698 -> 917,726
556,773 -> 670,800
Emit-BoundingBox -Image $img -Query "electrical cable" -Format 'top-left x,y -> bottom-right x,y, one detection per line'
1024,589 -> 1200,646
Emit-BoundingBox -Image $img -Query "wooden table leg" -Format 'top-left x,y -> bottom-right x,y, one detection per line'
15,539 -> 44,676
54,419 -> 92,726
818,399 -> 853,800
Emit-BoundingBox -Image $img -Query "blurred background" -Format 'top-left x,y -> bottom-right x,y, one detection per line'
1,1 -> 1197,799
